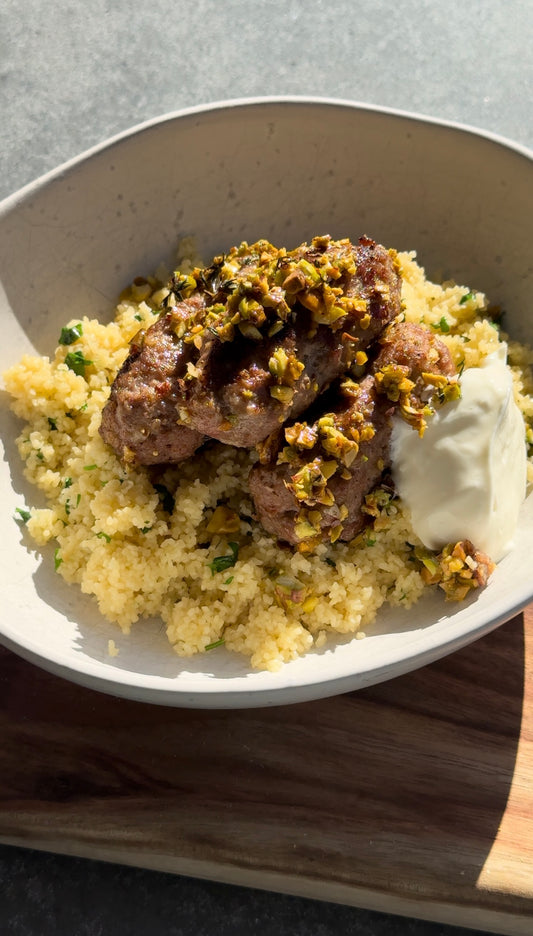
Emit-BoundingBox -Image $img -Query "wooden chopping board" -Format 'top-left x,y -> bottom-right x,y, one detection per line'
1,606 -> 532,935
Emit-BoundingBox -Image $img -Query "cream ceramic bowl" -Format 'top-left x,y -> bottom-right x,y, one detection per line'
1,98 -> 532,707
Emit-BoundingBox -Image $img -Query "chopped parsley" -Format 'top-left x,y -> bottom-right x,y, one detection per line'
96,531 -> 112,543
54,548 -> 63,571
58,322 -> 83,345
14,507 -> 31,523
459,291 -> 475,305
208,542 -> 239,575
63,477 -> 73,489
205,638 -> 226,651
65,350 -> 93,377
65,493 -> 81,516
431,316 -> 450,333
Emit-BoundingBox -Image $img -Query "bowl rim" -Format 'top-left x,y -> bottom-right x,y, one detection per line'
1,95 -> 532,707
1,585 -> 532,708
1,95 -> 531,214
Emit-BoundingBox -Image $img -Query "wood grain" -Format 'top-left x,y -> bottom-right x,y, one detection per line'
1,607 -> 532,935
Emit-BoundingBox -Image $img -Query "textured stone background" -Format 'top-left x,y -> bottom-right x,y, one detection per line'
1,1 -> 532,933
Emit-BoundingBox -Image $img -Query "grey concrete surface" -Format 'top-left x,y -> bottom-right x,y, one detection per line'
1,0 -> 531,933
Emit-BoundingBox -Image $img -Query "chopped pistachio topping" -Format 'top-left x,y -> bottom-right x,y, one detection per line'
159,235 -> 385,370
270,385 -> 295,404
286,456 -> 338,506
207,505 -> 240,534
374,363 -> 460,435
412,540 -> 496,600
317,414 -> 362,467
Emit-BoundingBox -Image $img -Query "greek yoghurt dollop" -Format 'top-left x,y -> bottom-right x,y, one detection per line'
391,345 -> 527,562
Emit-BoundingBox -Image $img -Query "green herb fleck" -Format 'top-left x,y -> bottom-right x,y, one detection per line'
65,493 -> 81,516
83,464 -> 97,471
223,576 -> 234,585
205,638 -> 225,651
134,313 -> 143,322
15,507 -> 31,524
47,417 -> 57,431
140,525 -> 153,534
54,548 -> 63,571
96,531 -> 112,543
59,322 -> 83,345
208,542 -> 239,575
65,350 -> 93,377
431,316 -> 450,333
63,477 -> 73,489
459,291 -> 475,305
325,557 -> 336,568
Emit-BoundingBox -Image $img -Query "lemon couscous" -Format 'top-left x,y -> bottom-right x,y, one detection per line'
4,240 -> 533,671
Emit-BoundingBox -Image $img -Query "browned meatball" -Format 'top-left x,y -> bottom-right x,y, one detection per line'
99,296 -> 206,465
248,322 -> 457,549
100,235 -> 402,463
249,374 -> 393,547
180,235 -> 402,446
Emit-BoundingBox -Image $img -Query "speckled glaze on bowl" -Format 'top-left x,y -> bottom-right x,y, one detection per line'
1,97 -> 532,707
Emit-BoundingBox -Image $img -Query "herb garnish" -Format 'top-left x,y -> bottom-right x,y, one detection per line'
208,542 -> 239,575
65,350 -> 93,376
14,507 -> 31,523
459,292 -> 475,305
431,316 -> 450,333
54,548 -> 63,570
59,322 -> 83,345
96,531 -> 112,543
205,638 -> 226,651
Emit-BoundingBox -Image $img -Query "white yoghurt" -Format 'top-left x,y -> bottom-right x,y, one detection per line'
391,345 -> 527,562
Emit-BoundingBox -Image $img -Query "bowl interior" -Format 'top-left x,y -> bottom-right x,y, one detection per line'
1,99 -> 532,706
